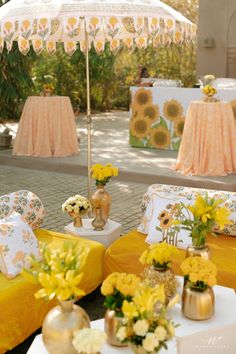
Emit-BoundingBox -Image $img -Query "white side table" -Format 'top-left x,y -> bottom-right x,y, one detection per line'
64,218 -> 122,248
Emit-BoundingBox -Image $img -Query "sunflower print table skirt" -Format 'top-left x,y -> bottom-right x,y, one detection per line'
129,87 -> 236,150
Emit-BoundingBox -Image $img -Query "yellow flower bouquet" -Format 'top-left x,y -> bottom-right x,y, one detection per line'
43,83 -> 54,92
177,193 -> 232,247
101,272 -> 141,316
181,256 -> 217,291
139,243 -> 178,304
139,243 -> 177,271
23,240 -> 89,301
91,163 -> 118,186
202,84 -> 218,101
116,283 -> 175,353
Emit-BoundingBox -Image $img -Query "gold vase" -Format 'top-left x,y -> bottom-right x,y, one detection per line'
143,266 -> 178,305
91,208 -> 105,231
182,286 -> 214,320
186,245 -> 210,259
104,309 -> 127,347
91,185 -> 112,224
68,212 -> 83,228
42,300 -> 90,354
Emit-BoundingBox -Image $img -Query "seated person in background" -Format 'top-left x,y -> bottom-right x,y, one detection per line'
136,67 -> 153,87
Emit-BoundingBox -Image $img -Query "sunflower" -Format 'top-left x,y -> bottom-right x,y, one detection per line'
160,215 -> 173,229
143,104 -> 160,122
149,126 -> 171,149
131,102 -> 141,120
134,88 -> 152,107
174,117 -> 185,137
230,100 -> 236,121
130,117 -> 151,139
158,210 -> 169,220
163,99 -> 183,121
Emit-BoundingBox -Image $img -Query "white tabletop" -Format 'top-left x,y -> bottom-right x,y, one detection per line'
27,282 -> 236,354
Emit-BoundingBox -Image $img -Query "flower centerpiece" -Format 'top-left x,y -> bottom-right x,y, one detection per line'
23,240 -> 90,353
176,193 -> 232,255
73,328 -> 107,354
101,272 -> 141,346
91,163 -> 119,228
202,84 -> 218,102
139,243 -> 178,303
116,283 -> 175,354
62,194 -> 91,228
203,74 -> 215,85
181,256 -> 217,320
43,83 -> 54,96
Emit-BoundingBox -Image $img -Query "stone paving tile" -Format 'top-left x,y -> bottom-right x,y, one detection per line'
0,165 -> 149,234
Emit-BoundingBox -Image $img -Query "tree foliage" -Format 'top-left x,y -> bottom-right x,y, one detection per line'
0,0 -> 199,119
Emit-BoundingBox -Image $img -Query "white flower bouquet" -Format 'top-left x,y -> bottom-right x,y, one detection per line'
73,328 -> 107,353
62,195 -> 91,215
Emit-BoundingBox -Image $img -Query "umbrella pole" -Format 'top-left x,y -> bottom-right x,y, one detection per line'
84,19 -> 92,201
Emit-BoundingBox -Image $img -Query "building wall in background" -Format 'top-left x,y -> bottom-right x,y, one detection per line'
197,0 -> 236,78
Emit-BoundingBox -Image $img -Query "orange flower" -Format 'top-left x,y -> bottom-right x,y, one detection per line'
68,17 -> 77,27
4,21 -> 13,31
39,18 -> 48,27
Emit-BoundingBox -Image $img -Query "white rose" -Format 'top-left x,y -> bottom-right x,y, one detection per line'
67,205 -> 73,212
116,326 -> 127,342
133,319 -> 149,336
142,333 -> 159,352
154,326 -> 167,341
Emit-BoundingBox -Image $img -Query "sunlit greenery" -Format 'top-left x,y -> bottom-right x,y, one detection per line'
0,0 -> 199,119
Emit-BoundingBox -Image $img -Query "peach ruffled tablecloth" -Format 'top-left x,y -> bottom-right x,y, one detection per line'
174,101 -> 236,176
13,96 -> 79,157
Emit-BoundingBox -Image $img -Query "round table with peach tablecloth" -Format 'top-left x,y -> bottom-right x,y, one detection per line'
174,101 -> 236,176
13,96 -> 79,157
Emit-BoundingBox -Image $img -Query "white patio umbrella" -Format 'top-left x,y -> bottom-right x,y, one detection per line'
0,0 -> 196,198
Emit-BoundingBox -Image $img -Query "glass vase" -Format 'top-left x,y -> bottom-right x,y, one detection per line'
182,286 -> 215,320
42,299 -> 90,354
186,245 -> 210,259
104,309 -> 127,347
91,185 -> 111,224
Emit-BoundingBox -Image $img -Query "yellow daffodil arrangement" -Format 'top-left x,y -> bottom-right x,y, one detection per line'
116,282 -> 176,353
139,243 -> 178,304
73,328 -> 107,354
22,240 -> 89,301
181,256 -> 217,291
176,193 -> 232,247
101,272 -> 141,316
91,163 -> 118,186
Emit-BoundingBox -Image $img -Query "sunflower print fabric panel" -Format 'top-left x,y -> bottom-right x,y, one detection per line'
137,184 -> 236,237
130,88 -> 185,150
0,212 -> 39,279
0,190 -> 45,229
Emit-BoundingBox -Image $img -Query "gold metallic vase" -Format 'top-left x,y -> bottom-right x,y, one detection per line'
186,245 -> 210,260
104,309 -> 127,347
68,212 -> 83,228
91,208 -> 105,231
91,185 -> 112,223
182,286 -> 214,320
42,300 -> 90,354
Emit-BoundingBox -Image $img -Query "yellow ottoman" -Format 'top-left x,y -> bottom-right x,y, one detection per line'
0,229 -> 105,354
103,230 -> 236,290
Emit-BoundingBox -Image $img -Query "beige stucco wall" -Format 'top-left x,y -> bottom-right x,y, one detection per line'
197,0 -> 236,78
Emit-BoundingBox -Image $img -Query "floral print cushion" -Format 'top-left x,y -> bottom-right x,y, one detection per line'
138,184 -> 236,236
0,212 -> 39,279
0,190 -> 45,229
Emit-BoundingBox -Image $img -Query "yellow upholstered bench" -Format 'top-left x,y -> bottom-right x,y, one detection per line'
103,230 -> 236,290
0,229 -> 105,354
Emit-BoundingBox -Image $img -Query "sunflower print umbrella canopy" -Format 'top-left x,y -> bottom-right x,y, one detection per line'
0,0 -> 197,55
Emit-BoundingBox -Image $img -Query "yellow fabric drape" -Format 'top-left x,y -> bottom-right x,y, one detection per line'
103,230 -> 236,290
0,229 -> 105,354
